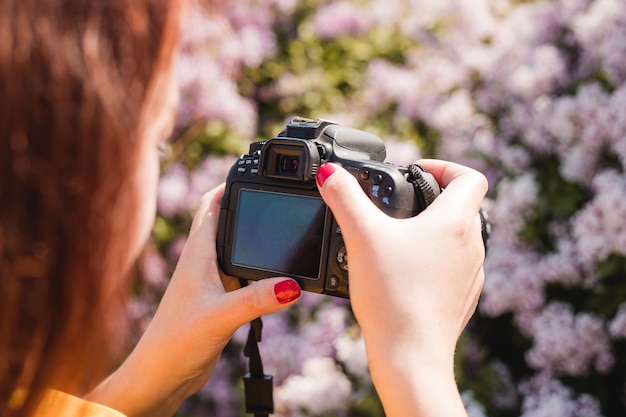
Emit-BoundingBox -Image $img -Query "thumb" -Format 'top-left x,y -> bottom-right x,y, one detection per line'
219,278 -> 301,329
316,163 -> 382,237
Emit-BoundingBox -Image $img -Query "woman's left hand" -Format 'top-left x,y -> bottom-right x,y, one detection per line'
87,184 -> 300,417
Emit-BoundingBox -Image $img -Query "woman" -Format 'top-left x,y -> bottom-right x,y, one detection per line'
0,0 -> 488,416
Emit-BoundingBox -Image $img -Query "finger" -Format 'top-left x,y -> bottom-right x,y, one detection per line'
175,184 -> 226,287
218,278 -> 301,329
182,184 -> 225,262
189,183 -> 226,235
418,159 -> 488,215
316,163 -> 383,237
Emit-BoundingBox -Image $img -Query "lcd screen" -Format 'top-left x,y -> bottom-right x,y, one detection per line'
232,189 -> 326,279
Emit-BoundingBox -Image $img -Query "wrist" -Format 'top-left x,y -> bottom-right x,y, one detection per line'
364,335 -> 465,417
86,345 -> 198,417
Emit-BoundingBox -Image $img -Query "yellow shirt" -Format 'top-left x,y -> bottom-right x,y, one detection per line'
32,390 -> 126,417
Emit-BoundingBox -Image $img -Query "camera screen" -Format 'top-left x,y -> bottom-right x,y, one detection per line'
232,189 -> 326,279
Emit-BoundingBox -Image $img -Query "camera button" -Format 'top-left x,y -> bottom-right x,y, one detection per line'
237,166 -> 247,174
372,173 -> 383,185
382,186 -> 393,196
328,275 -> 340,289
359,168 -> 370,181
336,244 -> 348,272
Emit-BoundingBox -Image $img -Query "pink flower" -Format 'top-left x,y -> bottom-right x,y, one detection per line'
519,372 -> 602,417
525,302 -> 614,376
312,2 -> 373,39
157,163 -> 191,217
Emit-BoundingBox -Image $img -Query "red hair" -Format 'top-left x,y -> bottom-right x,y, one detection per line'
0,1 -> 181,415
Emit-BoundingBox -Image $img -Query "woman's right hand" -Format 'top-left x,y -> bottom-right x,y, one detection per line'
316,159 -> 488,417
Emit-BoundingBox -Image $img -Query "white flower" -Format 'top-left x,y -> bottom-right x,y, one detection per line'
334,330 -> 369,381
462,391 -> 488,417
608,303 -> 626,339
519,373 -> 603,417
274,357 -> 352,416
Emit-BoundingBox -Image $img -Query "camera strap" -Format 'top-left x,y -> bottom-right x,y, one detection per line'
406,163 -> 437,211
240,280 -> 274,417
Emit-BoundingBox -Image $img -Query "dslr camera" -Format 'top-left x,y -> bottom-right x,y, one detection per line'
216,117 -> 441,299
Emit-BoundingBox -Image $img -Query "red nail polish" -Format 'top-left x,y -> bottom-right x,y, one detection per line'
274,279 -> 301,304
317,163 -> 337,187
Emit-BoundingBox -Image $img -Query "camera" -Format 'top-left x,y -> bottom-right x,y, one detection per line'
216,117 -> 441,298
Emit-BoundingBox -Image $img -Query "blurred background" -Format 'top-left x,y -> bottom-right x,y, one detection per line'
133,0 -> 626,416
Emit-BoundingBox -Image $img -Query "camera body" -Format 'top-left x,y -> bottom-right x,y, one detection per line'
216,117 -> 440,298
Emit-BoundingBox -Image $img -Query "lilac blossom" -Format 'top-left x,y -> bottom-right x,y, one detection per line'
608,84 -> 626,167
157,162 -> 191,217
573,0 -> 626,86
551,83 -> 612,184
486,173 -> 538,246
572,170 -> 626,264
519,373 -> 603,417
462,391 -> 488,417
223,1 -> 281,68
312,1 -> 373,40
231,298 -> 351,385
274,357 -> 352,417
175,5 -> 258,137
333,329 -> 369,381
127,253 -> 166,336
609,303 -> 626,339
536,234 -> 587,288
480,245 -> 545,323
194,358 -> 242,417
363,59 -> 422,118
156,154 -> 236,217
139,251 -> 170,292
166,236 -> 187,265
491,361 -> 520,410
525,302 -> 614,376
383,138 -> 423,166
188,154 -> 238,201
477,3 -> 565,96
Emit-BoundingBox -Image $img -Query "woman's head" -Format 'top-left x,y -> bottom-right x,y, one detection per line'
0,0 -> 181,414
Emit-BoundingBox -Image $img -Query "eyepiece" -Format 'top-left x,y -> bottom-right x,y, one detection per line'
259,139 -> 320,181
280,155 -> 300,174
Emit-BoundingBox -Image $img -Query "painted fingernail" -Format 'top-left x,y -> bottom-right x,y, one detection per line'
316,163 -> 337,187
274,279 -> 301,304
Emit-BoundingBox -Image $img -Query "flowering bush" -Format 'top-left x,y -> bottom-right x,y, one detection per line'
134,0 -> 626,416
